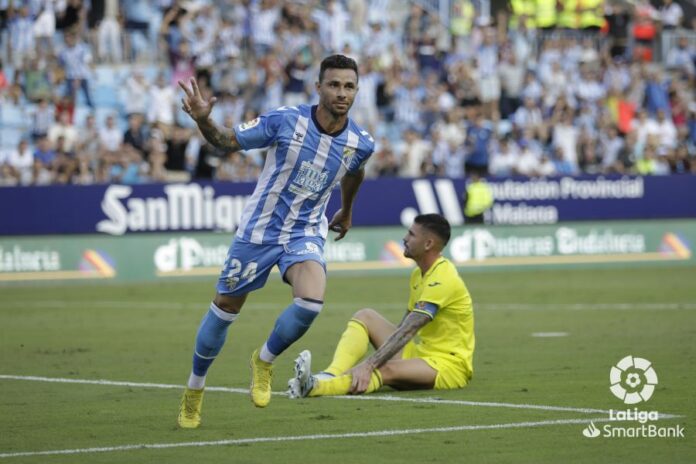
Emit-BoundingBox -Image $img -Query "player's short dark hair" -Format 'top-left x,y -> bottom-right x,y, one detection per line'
414,214 -> 451,247
319,54 -> 359,83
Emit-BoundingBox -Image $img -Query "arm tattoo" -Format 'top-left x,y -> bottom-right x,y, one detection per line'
197,118 -> 241,152
365,312 -> 431,369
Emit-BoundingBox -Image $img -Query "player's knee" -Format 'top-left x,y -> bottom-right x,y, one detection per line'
376,362 -> 396,385
353,308 -> 379,324
213,294 -> 245,314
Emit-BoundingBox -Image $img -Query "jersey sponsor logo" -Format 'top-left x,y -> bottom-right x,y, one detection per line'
289,161 -> 329,200
238,117 -> 260,131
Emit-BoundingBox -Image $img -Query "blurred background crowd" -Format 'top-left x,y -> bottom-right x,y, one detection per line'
0,0 -> 694,187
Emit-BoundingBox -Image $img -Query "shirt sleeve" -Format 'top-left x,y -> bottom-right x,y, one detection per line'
412,301 -> 439,319
347,132 -> 375,174
233,108 -> 286,150
416,273 -> 451,313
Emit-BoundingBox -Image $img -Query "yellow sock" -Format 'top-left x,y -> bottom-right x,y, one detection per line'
323,319 -> 370,376
309,370 -> 383,397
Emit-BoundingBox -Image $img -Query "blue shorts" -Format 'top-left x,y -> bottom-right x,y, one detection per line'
216,236 -> 326,296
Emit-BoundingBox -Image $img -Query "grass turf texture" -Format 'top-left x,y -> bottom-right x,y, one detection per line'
1,265 -> 694,463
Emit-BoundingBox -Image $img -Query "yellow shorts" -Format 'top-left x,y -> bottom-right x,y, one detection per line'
402,341 -> 471,390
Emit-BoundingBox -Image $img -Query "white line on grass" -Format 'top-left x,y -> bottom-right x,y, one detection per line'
0,417 -> 611,459
3,301 -> 696,311
0,374 -> 680,419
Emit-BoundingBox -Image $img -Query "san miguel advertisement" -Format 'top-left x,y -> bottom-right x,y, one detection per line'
0,176 -> 695,236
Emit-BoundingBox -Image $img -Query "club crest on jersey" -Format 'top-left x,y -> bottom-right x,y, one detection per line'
238,117 -> 260,131
342,147 -> 356,165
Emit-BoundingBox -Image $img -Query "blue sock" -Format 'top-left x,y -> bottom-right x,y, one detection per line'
192,303 -> 238,377
263,298 -> 323,359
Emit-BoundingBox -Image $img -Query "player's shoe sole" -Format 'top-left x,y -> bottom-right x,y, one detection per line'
288,350 -> 314,399
250,349 -> 273,407
177,387 -> 204,428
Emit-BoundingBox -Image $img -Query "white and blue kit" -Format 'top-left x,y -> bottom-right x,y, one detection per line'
216,104 -> 375,296
191,104 -> 374,378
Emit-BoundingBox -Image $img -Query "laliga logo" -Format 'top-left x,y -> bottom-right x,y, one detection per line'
609,355 -> 658,404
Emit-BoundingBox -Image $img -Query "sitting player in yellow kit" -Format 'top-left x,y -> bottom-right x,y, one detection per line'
288,213 -> 475,397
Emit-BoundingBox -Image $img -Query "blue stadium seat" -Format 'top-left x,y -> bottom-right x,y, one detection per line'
0,128 -> 25,149
0,104 -> 28,127
73,105 -> 93,128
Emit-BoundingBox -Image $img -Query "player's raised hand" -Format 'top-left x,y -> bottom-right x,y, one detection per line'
329,208 -> 352,241
178,77 -> 217,123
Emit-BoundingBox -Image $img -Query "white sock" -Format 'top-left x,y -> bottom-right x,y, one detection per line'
187,372 -> 206,390
259,343 -> 277,363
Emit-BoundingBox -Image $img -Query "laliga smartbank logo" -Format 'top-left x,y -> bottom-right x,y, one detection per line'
610,355 -> 658,404
581,356 -> 684,439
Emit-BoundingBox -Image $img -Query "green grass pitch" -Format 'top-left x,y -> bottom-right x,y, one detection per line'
1,265 -> 695,463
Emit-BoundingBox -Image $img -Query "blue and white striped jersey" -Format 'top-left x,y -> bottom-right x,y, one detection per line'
234,104 -> 375,244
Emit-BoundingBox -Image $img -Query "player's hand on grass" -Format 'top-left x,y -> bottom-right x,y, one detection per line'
178,77 -> 217,123
348,361 -> 375,394
329,208 -> 352,241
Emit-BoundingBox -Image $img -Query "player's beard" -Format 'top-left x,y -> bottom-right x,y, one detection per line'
330,100 -> 351,117
403,244 -> 412,258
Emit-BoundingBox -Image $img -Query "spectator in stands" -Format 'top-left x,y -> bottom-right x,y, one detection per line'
6,139 -> 34,185
8,5 -> 34,68
552,109 -> 580,170
56,0 -> 85,32
371,139 -> 400,177
97,0 -> 122,64
658,0 -> 683,30
123,113 -> 147,158
99,114 -> 123,155
551,145 -> 577,176
0,162 -> 18,186
164,125 -> 190,181
59,30 -> 94,108
515,140 -> 540,177
655,109 -> 678,149
30,99 -> 54,141
148,73 -> 176,132
75,114 -> 100,168
498,49 -> 525,119
489,136 -> 519,177
665,36 -> 695,77
48,110 -> 78,153
398,128 -> 431,178
465,112 -> 492,176
122,0 -> 153,61
123,69 -> 149,116
33,136 -> 57,184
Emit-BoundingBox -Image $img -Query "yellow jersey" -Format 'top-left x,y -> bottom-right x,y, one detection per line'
407,256 -> 475,377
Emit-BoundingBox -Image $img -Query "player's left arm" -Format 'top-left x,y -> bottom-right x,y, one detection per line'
349,310 -> 431,393
328,168 -> 365,241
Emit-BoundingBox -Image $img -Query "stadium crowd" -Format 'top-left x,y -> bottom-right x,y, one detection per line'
0,0 -> 694,187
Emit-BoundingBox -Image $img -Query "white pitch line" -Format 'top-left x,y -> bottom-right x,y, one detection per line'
2,301 -> 696,311
0,374 -> 680,419
0,417 -> 611,459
